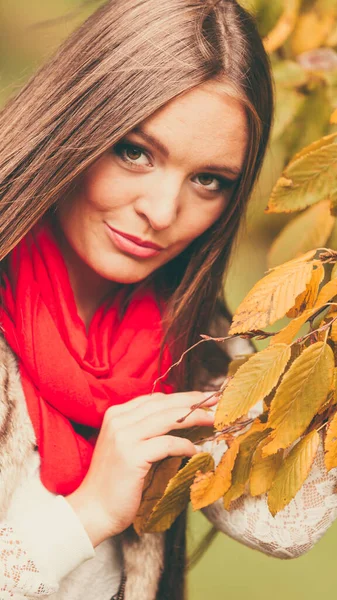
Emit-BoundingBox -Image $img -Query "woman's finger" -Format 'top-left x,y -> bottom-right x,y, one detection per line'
105,391 -> 217,429
139,435 -> 198,463
125,407 -> 215,441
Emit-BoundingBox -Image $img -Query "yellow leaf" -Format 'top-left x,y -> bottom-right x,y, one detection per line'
227,355 -> 252,377
330,312 -> 337,341
315,278 -> 337,307
140,453 -> 214,533
214,344 -> 291,429
287,263 -> 325,318
263,0 -> 301,53
223,426 -> 270,509
291,9 -> 337,55
263,343 -> 334,455
250,439 -> 283,497
331,109 -> 337,125
266,138 -> 337,214
229,252 -> 316,334
271,305 -> 322,345
134,457 -> 182,535
325,411 -> 337,470
268,202 -> 334,269
267,430 -> 320,516
288,132 -> 337,167
190,441 -> 239,510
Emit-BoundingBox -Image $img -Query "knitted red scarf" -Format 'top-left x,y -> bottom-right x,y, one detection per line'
0,221 -> 172,495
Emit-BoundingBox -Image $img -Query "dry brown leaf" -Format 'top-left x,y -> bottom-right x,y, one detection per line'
190,441 -> 239,510
140,453 -> 214,533
263,342 -> 334,455
134,457 -> 182,535
267,430 -> 320,516
229,252 -> 316,334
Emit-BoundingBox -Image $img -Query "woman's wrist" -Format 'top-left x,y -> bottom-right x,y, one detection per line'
65,490 -> 110,548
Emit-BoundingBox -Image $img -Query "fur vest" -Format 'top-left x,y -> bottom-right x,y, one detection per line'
0,334 -> 171,600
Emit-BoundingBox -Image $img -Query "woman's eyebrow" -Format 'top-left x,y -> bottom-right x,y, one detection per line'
132,126 -> 243,179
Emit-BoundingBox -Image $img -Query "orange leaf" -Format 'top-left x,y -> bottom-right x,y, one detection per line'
190,441 -> 239,510
287,263 -> 325,318
250,440 -> 283,497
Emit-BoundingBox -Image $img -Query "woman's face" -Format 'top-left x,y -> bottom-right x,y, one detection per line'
57,81 -> 248,285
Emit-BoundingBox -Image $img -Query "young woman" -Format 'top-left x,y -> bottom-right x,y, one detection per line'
0,1 -> 336,600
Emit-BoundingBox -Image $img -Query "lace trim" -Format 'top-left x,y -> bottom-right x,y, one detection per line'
203,436 -> 337,559
0,525 -> 57,596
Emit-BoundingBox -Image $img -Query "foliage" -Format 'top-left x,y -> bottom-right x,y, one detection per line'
135,248 -> 337,533
134,0 -> 337,535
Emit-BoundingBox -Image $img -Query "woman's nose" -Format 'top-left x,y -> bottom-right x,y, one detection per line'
133,175 -> 182,231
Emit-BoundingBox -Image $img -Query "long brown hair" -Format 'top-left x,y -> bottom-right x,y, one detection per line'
0,1 -> 273,598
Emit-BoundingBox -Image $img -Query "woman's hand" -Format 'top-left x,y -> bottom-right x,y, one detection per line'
65,391 -> 217,547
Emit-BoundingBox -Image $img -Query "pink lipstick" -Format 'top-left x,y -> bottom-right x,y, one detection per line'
105,224 -> 163,258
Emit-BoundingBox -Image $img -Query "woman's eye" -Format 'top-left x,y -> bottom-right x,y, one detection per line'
114,143 -> 151,167
195,173 -> 230,193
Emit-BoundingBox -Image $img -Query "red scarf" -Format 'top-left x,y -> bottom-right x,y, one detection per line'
0,221 -> 172,495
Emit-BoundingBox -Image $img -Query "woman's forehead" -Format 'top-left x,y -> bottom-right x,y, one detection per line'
135,82 -> 248,174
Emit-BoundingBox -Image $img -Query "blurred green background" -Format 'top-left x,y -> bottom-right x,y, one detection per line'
1,0 -> 337,598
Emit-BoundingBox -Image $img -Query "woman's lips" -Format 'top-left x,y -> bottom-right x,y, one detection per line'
105,224 -> 163,258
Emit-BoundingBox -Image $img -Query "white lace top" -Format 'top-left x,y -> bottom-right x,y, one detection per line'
1,428 -> 337,598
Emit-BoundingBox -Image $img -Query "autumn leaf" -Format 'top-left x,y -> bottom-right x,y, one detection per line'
134,457 -> 182,535
263,0 -> 301,53
229,251 -> 316,334
331,108 -> 337,125
291,6 -> 337,55
325,411 -> 337,470
140,453 -> 214,533
263,342 -> 334,455
250,439 -> 283,497
268,202 -> 334,269
227,355 -> 254,377
214,344 -> 291,429
329,312 -> 337,341
315,278 -> 337,307
288,132 -> 337,167
223,426 -> 270,509
190,441 -> 239,510
270,305 -> 323,345
266,136 -> 337,214
286,263 -> 325,318
267,430 -> 320,516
